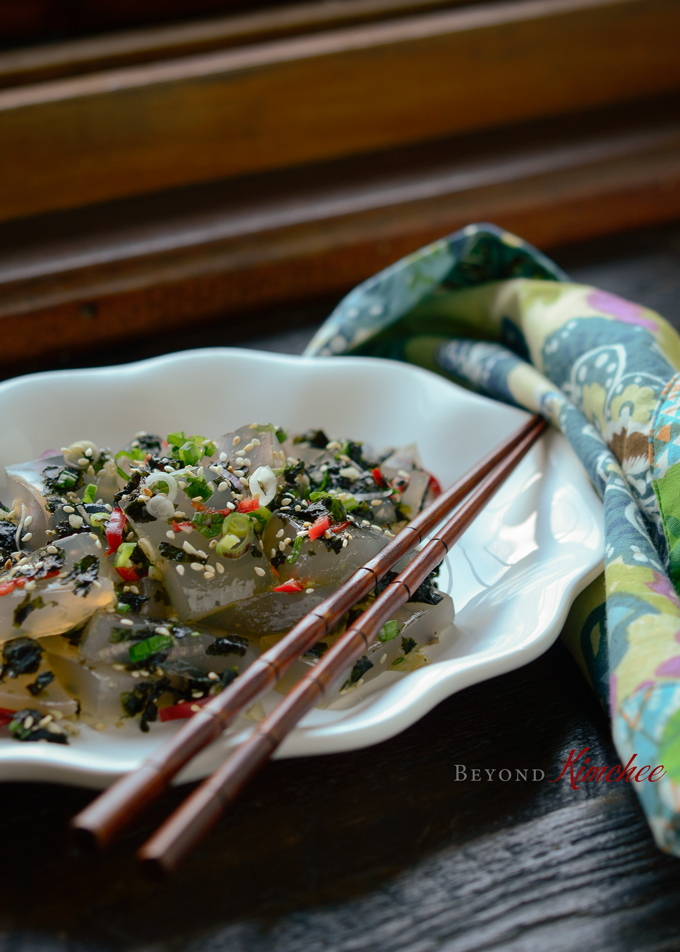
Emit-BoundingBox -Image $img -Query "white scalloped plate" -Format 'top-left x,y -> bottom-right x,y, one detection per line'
0,349 -> 603,788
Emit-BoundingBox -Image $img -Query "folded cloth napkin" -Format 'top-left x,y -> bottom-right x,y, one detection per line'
305,223 -> 680,855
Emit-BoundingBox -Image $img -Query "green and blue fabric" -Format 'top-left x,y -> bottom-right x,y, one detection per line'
306,223 -> 680,855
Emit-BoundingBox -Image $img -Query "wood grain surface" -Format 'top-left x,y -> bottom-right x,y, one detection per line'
1,98 -> 679,370
0,0 -> 489,88
0,227 -> 679,951
1,0 -> 679,223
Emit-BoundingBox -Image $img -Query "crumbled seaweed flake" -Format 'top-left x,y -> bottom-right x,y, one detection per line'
13,594 -> 46,629
284,460 -> 305,484
27,670 -> 55,695
114,469 -> 143,504
344,655 -> 373,688
43,466 -> 83,495
121,677 -> 171,732
0,520 -> 16,560
66,553 -> 99,596
401,637 -> 417,655
135,434 -> 163,454
116,591 -> 149,614
303,642 -> 328,661
206,635 -> 249,657
123,497 -> 157,524
158,542 -> 206,564
410,573 -> 443,606
1,637 -> 43,679
220,666 -> 239,689
9,708 -> 68,744
52,520 -> 89,539
169,623 -> 197,640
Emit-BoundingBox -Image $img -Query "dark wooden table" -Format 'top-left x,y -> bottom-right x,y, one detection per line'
2,224 -> 680,952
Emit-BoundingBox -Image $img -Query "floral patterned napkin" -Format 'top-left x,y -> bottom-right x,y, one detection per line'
305,223 -> 680,855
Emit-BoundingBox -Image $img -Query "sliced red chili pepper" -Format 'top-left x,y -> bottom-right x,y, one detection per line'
332,521 -> 351,534
159,696 -> 212,722
308,516 -> 330,541
115,566 -> 142,583
192,501 -> 207,512
172,521 -> 193,532
236,498 -> 260,513
0,580 -> 16,597
0,707 -> 17,726
273,579 -> 305,593
105,507 -> 126,555
427,472 -> 442,497
372,467 -> 387,488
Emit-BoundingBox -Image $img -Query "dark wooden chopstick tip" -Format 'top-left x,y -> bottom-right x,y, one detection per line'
70,820 -> 106,856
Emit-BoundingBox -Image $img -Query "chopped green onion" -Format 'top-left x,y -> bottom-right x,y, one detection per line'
185,475 -> 211,503
128,634 -> 173,664
82,484 -> 97,504
286,535 -> 305,564
378,619 -> 400,642
216,513 -> 253,559
114,542 -> 136,568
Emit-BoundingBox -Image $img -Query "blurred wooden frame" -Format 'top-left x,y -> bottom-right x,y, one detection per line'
0,0 -> 680,368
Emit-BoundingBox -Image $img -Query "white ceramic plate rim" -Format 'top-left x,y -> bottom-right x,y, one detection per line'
0,348 -> 604,787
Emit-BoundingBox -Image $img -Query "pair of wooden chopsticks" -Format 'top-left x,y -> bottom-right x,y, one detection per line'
73,412 -> 547,876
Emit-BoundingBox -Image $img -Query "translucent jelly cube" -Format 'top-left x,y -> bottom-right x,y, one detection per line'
78,611 -> 257,676
0,656 -> 78,718
0,534 -> 115,640
274,592 -> 454,701
214,424 -> 286,477
6,453 -> 117,550
262,514 -> 390,588
202,589 -> 331,638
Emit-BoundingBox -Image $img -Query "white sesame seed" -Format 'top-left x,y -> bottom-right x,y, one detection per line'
203,572 -> 213,580
254,566 -> 266,577
235,457 -> 244,466
113,663 -> 125,671
306,588 -> 315,594
46,545 -> 58,554
208,671 -> 219,681
243,458 -> 252,466
155,626 -> 171,636
84,448 -> 93,457
295,505 -> 301,511
131,671 -> 140,678
233,436 -> 240,446
196,550 -> 208,560
68,515 -> 83,529
216,562 -> 224,574
323,530 -> 331,539
226,501 -> 235,510
244,443 -> 254,452
276,529 -> 284,538
251,438 -> 261,446
176,564 -> 185,575
190,562 -> 203,571
166,530 -> 175,539
24,580 -> 36,591
278,541 -> 286,551
22,533 -> 33,542
190,704 -> 201,712
342,539 -> 348,547
182,541 -> 198,556
209,539 -> 217,548
380,653 -> 387,664
220,452 -> 228,462
119,617 -> 134,626
63,505 -> 75,514
192,496 -> 203,503
218,482 -> 228,492
24,716 -> 34,729
371,499 -> 381,507
270,548 -> 276,557
24,516 -> 33,527
78,457 -> 88,466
